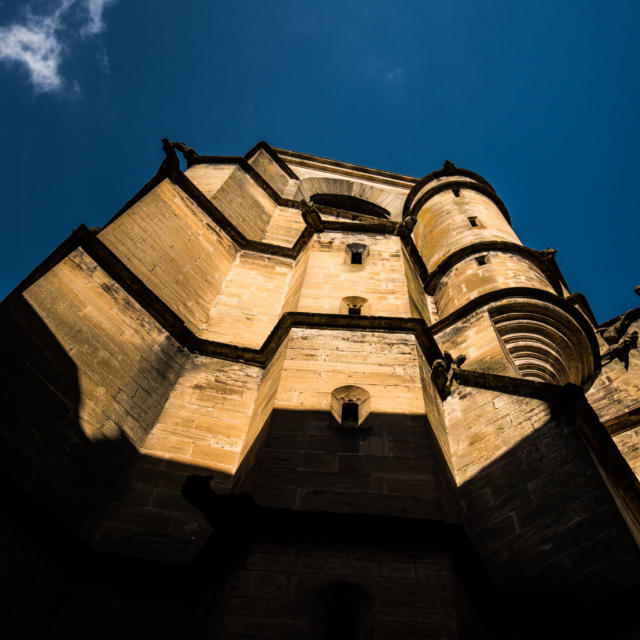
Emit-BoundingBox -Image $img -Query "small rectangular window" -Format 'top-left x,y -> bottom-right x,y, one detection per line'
348,306 -> 362,316
351,252 -> 363,265
341,401 -> 359,428
468,216 -> 480,228
475,255 -> 488,266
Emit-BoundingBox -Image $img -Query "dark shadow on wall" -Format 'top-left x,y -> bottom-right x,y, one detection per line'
0,295 -> 139,539
456,396 -> 640,637
0,296 -> 207,639
3,295 -> 640,638
244,408 -> 460,522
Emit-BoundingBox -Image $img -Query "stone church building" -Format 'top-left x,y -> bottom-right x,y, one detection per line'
1,140 -> 639,638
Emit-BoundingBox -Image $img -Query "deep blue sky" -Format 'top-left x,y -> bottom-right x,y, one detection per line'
0,0 -> 638,322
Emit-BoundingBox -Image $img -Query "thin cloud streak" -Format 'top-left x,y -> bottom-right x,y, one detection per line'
82,0 -> 117,36
0,0 -> 117,93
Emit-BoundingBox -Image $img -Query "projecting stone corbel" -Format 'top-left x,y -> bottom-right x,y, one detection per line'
601,331 -> 638,370
300,201 -> 324,232
431,351 -> 467,400
395,215 -> 417,238
598,310 -> 637,345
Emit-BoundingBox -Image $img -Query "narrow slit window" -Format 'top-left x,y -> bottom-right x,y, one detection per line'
341,401 -> 359,428
346,242 -> 369,265
468,216 -> 480,228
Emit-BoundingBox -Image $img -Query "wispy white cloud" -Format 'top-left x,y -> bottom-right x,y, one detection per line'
82,0 -> 117,36
0,0 -> 117,94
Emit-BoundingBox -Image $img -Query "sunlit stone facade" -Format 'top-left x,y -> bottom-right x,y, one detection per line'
1,141 -> 640,638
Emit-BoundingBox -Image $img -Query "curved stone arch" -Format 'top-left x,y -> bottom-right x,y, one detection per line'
294,176 -> 404,220
340,296 -> 370,316
490,302 -> 594,384
330,385 -> 372,428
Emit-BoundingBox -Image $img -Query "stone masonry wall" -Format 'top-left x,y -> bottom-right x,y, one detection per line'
274,328 -> 425,416
443,383 -> 640,597
100,179 -> 238,334
0,247 -> 187,538
412,189 -> 520,270
205,252 -> 294,348
297,233 -> 412,317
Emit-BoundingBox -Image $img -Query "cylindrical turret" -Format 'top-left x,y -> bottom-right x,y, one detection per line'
406,162 -> 597,385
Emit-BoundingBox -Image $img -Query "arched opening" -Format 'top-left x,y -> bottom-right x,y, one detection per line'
330,386 -> 371,428
490,303 -> 594,384
311,194 -> 390,220
341,401 -> 359,428
345,242 -> 369,266
340,296 -> 369,316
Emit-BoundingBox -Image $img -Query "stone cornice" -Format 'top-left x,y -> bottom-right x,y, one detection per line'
101,164 -> 562,307
403,165 -> 496,217
272,146 -> 417,189
244,140 -> 301,180
430,286 -> 600,367
4,162 -> 599,374
424,241 -> 566,296
1,226 -> 601,379
404,180 -> 512,226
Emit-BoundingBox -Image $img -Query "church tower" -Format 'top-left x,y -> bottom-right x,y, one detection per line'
1,140 -> 640,638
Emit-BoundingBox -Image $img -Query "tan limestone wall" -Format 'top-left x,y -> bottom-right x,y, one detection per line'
204,251 -> 293,348
434,308 -> 516,376
613,427 -> 640,480
274,329 -> 425,416
184,163 -> 236,197
281,247 -> 311,314
442,384 -> 640,594
247,147 -> 296,196
408,176 -> 480,209
262,206 -> 306,247
587,317 -> 640,477
0,248 -> 186,540
297,233 -> 412,317
99,179 -> 237,334
240,339 -> 290,461
203,165 -> 278,240
412,189 -> 520,270
142,355 -> 263,475
587,317 -> 640,426
434,253 -> 555,317
416,349 -> 451,469
402,246 -> 433,322
23,248 -> 187,446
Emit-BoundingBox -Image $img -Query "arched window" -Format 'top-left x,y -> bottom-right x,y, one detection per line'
310,194 -> 390,220
330,386 -> 371,428
341,401 -> 359,428
340,296 -> 369,316
345,243 -> 369,265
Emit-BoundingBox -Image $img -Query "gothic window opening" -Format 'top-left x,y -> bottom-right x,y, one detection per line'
341,296 -> 369,316
310,194 -> 390,220
345,243 -> 370,266
330,386 -> 371,429
341,401 -> 359,428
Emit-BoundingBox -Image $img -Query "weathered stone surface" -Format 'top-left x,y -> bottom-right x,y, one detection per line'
2,140 -> 640,638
